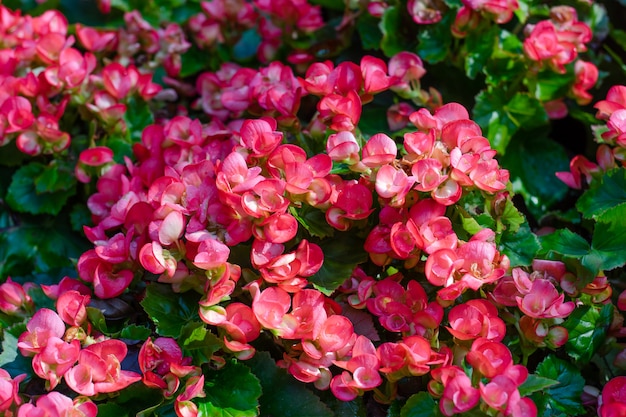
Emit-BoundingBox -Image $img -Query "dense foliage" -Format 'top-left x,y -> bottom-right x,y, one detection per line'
2,0 -> 626,416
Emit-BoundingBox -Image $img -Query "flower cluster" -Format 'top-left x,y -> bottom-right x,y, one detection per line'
2,2 -> 626,417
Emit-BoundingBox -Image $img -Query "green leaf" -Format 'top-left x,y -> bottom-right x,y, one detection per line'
233,29 -> 261,62
248,351 -> 333,417
0,218 -> 88,276
473,90 -> 516,154
499,223 -> 540,267
179,322 -> 222,365
505,94 -> 548,129
518,374 -> 560,397
400,392 -> 439,417
0,323 -> 33,379
500,131 -> 569,216
124,96 -> 154,142
589,221 -> 626,271
540,229 -> 590,256
197,361 -> 261,417
577,168 -> 626,223
563,304 -> 613,364
464,25 -> 497,79
532,355 -> 585,416
6,162 -> 76,215
527,68 -> 576,102
380,7 -> 406,57
120,325 -> 152,341
416,13 -> 453,64
360,104 -> 392,135
107,383 -> 165,416
140,284 -> 201,338
290,205 -> 334,239
357,13 -> 383,50
309,233 -> 367,296
98,403 -> 131,417
180,45 -> 213,78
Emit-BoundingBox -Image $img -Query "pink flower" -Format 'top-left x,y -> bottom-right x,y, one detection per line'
32,337 -> 80,389
0,278 -> 33,315
599,376 -> 626,417
447,299 -> 506,342
56,290 -> 90,327
407,0 -> 444,24
0,369 -> 25,412
439,371 -> 480,416
139,337 -> 197,395
65,339 -> 141,396
595,85 -> 626,120
17,392 -> 97,417
516,279 -> 575,319
18,308 -> 65,356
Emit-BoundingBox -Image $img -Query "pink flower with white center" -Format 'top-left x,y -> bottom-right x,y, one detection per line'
516,279 -> 575,319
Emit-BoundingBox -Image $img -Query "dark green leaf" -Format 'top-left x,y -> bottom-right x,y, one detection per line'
473,90 -> 517,154
532,355 -> 585,416
290,205 -> 334,239
400,392 -> 439,417
499,223 -> 540,267
34,162 -> 76,193
124,96 -> 154,142
310,0 -> 345,10
539,229 -> 590,257
0,218 -> 88,276
248,351 -> 333,417
120,325 -> 152,341
357,13 -> 383,50
505,93 -> 548,129
360,105 -> 392,136
577,168 -> 626,223
564,304 -> 613,364
233,29 -> 261,62
180,45 -> 213,78
198,361 -> 261,417
309,233 -> 367,296
518,374 -> 560,397
179,322 -> 222,365
527,68 -> 576,102
140,284 -> 201,338
108,383 -> 165,416
500,131 -> 569,215
464,25 -> 497,79
380,7 -> 406,57
590,221 -> 626,271
416,13 -> 453,64
0,323 -> 33,379
6,163 -> 76,215
98,403 -> 130,417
